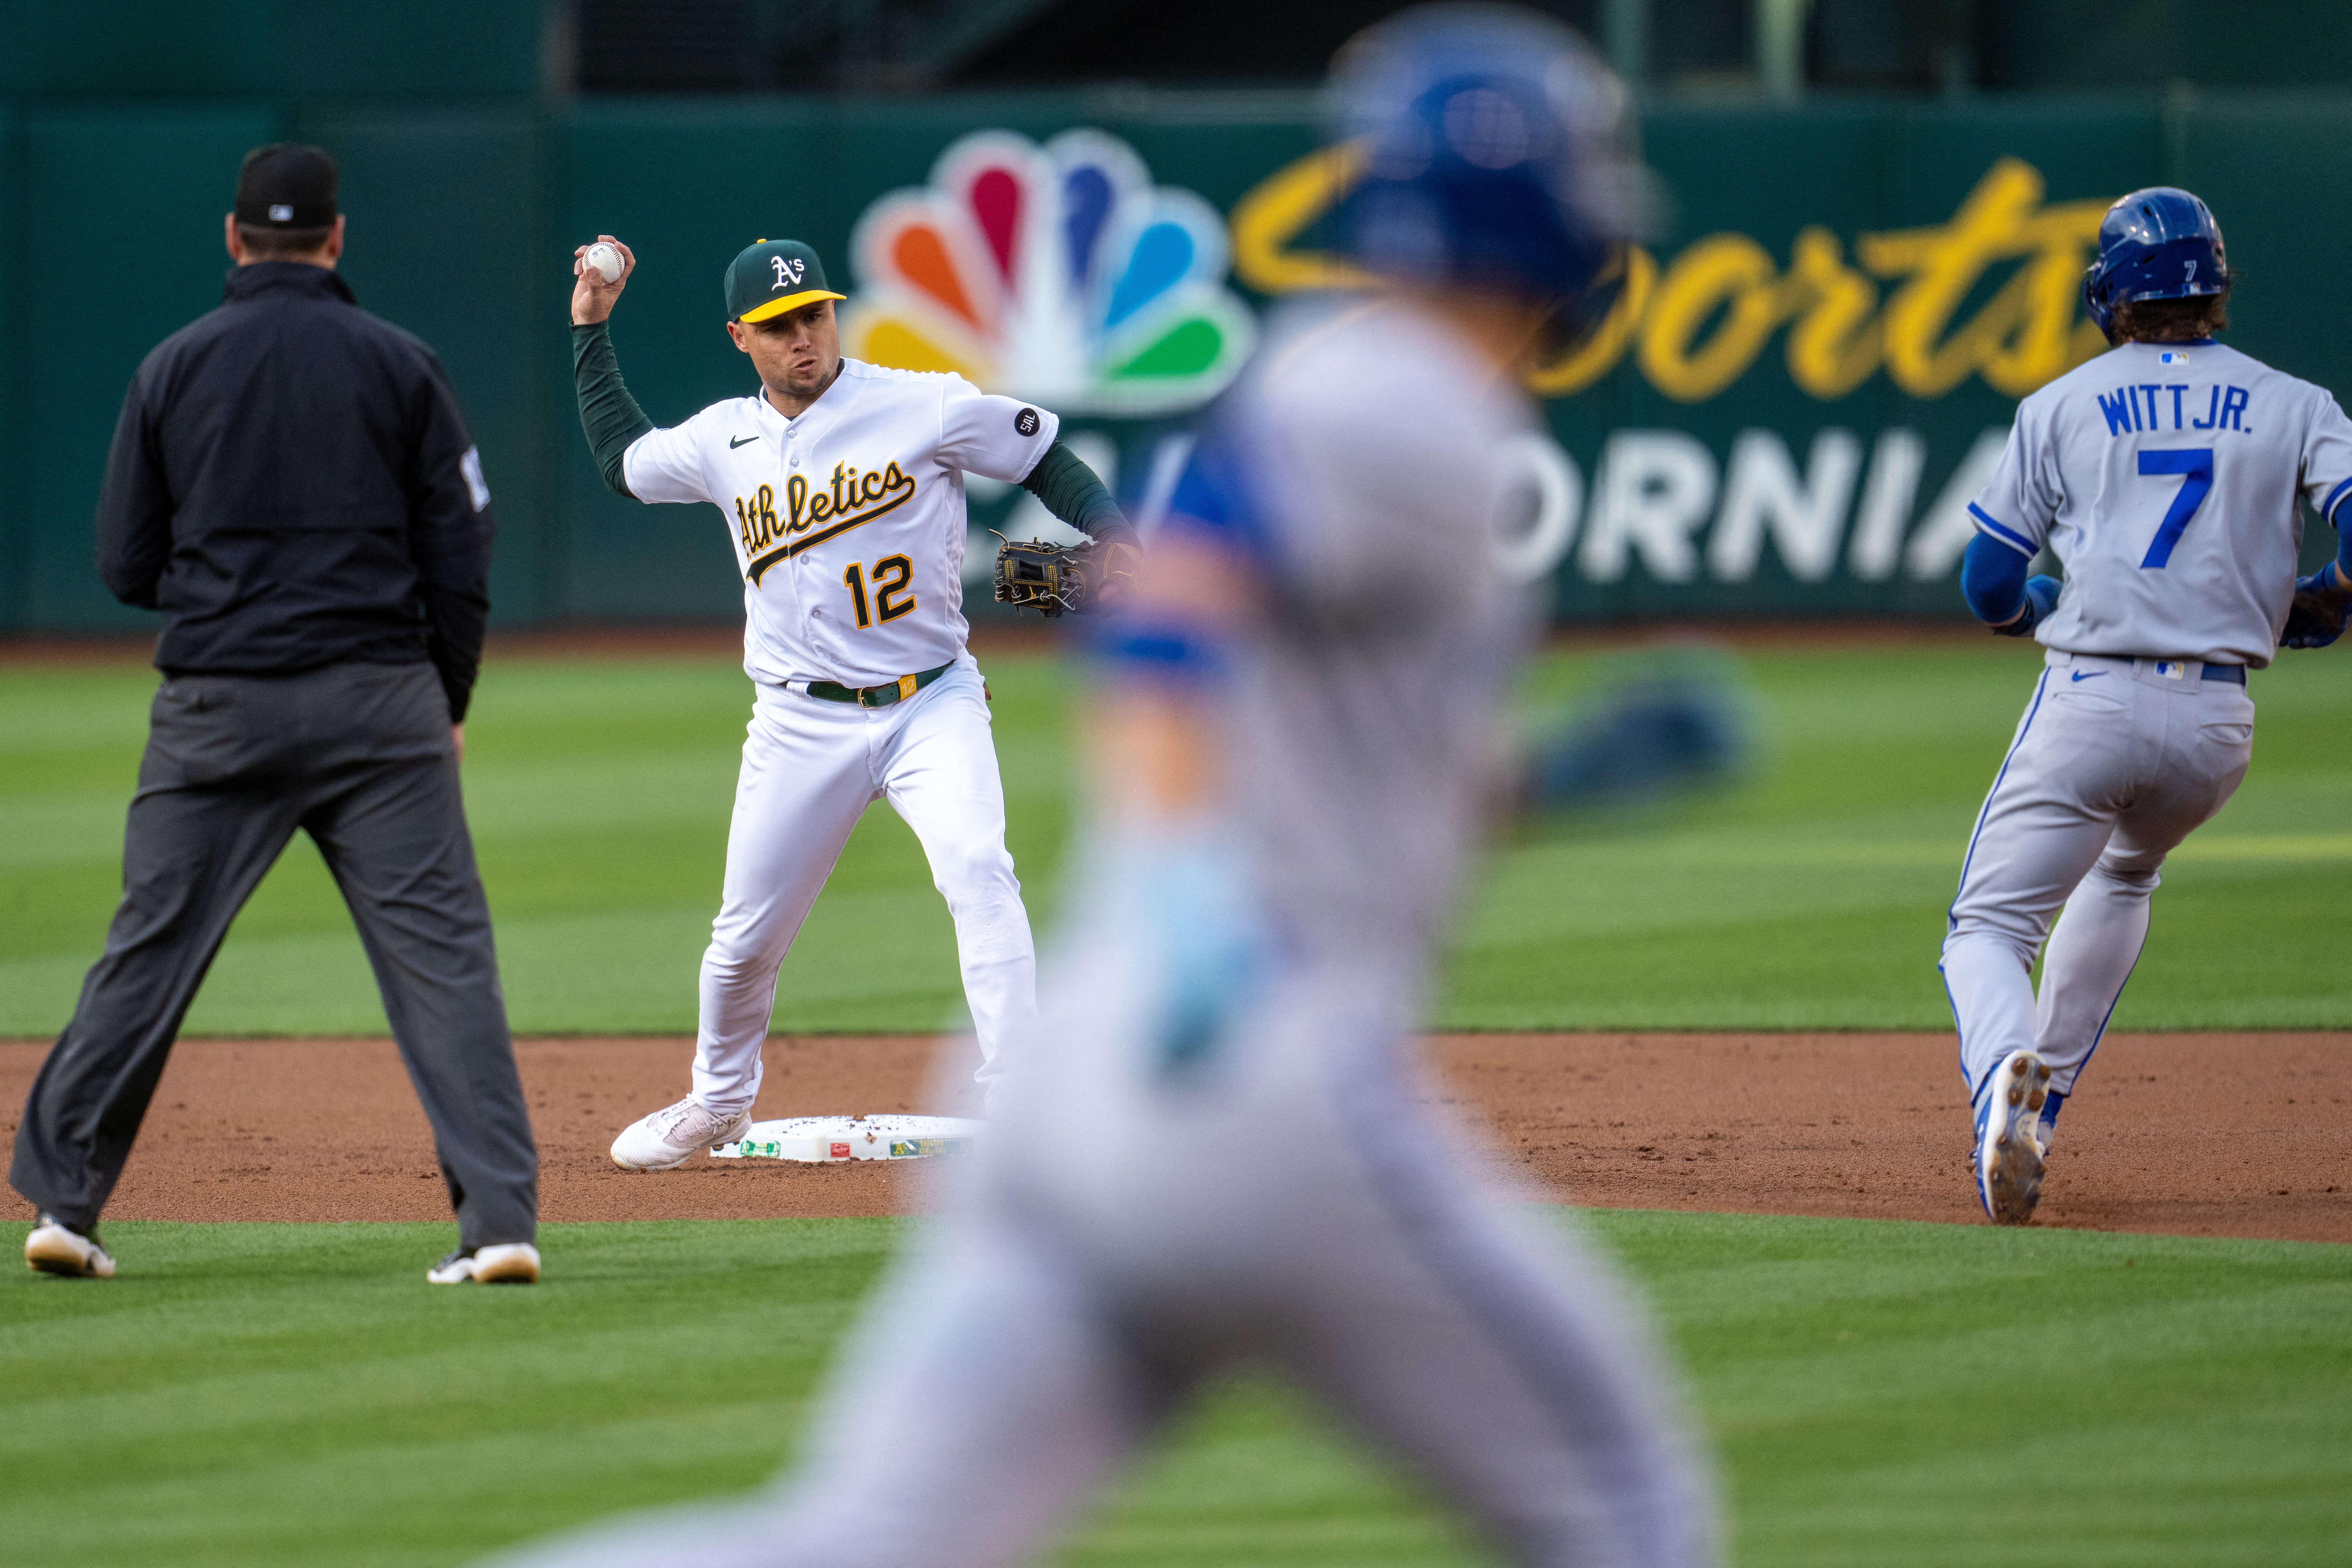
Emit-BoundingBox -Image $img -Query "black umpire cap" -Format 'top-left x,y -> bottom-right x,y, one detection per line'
234,143 -> 338,229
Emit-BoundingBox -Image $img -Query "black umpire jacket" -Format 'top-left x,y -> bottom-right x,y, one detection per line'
96,262 -> 495,722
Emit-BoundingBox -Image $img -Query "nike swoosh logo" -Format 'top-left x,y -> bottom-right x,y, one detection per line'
730,435 -> 759,449
2070,671 -> 2106,682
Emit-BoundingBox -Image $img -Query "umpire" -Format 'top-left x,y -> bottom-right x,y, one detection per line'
12,144 -> 540,1285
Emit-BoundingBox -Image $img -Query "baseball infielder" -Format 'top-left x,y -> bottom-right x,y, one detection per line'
568,234 -> 1134,1169
1945,186 -> 2352,1224
495,10 -> 1714,1566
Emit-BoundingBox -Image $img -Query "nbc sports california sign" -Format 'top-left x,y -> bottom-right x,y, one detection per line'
843,130 -> 1256,416
838,114 -> 2258,617
1225,150 -> 2122,605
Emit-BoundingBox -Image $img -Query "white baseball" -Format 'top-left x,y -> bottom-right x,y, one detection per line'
583,243 -> 622,284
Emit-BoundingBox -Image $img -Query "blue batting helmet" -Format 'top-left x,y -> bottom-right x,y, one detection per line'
2083,187 -> 2227,338
1328,4 -> 1651,305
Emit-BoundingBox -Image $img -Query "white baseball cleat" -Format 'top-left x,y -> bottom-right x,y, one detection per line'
25,1215 -> 115,1279
1975,1050 -> 2053,1226
427,1241 -> 541,1284
610,1097 -> 754,1172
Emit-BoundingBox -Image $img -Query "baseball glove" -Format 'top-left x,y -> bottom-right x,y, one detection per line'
2280,565 -> 2351,649
992,536 -> 1135,617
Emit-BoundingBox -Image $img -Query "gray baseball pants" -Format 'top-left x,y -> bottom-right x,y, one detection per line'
490,947 -> 1715,1568
10,660 -> 537,1247
1942,650 -> 2255,1108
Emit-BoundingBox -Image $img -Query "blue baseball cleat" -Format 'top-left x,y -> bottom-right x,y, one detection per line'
1974,1051 -> 2053,1225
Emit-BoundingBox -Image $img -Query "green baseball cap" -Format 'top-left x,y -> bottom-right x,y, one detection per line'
726,238 -> 845,323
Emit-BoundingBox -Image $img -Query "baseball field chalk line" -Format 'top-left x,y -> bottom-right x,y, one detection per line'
711,1114 -> 983,1162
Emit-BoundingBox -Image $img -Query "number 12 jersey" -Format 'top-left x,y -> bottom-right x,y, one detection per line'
621,359 -> 1059,686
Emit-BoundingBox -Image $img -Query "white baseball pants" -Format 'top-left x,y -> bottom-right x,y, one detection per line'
1942,650 -> 2253,1108
691,657 -> 1036,1113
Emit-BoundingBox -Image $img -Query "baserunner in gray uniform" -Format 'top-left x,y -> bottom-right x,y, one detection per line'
1945,186 -> 2352,1224
487,9 -> 1715,1567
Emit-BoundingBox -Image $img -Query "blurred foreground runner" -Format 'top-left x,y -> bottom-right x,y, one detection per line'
490,7 -> 1715,1562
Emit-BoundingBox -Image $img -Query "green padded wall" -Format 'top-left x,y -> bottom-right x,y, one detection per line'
303,106 -> 551,623
19,103 -> 285,633
0,1 -> 542,98
5,85 -> 2352,631
0,107 -> 19,629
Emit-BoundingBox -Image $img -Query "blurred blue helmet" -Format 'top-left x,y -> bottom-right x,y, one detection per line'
2083,187 -> 2227,338
1329,3 -> 1650,305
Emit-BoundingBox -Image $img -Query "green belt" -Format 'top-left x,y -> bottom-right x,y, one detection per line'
804,661 -> 955,709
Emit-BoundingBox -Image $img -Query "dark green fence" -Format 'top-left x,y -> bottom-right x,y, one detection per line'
4,57 -> 2350,630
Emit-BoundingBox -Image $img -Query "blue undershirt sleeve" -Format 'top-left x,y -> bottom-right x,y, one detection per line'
1960,531 -> 2030,624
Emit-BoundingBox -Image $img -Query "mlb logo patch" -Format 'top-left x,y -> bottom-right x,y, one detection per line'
2160,350 -> 2189,365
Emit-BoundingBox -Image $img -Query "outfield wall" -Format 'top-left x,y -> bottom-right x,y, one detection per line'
4,77 -> 2350,631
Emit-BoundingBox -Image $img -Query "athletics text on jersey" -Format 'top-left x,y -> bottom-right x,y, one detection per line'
620,359 -> 1057,687
1968,340 -> 2352,667
728,460 -> 917,582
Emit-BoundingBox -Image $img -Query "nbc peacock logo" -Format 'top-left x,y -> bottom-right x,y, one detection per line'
842,129 -> 1256,416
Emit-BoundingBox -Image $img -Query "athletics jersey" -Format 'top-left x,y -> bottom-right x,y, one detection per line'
622,358 -> 1058,686
1969,339 -> 2352,668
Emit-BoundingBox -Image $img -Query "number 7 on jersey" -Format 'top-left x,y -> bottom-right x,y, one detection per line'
2137,448 -> 2213,569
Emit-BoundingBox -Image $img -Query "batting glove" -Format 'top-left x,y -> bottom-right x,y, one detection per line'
1106,828 -> 1271,1079
1992,575 -> 2063,638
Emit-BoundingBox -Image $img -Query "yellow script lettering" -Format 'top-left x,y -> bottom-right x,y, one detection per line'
1226,147 -> 2115,404
1638,234 -> 1785,404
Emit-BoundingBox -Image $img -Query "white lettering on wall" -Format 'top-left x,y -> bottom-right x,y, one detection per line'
1846,428 -> 1927,581
1578,430 -> 1718,583
1902,427 -> 2009,579
1707,428 -> 1862,582
1493,433 -> 1583,585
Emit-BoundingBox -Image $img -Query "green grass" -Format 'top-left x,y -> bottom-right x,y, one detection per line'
1,1211 -> 2344,1567
4,640 -> 2351,1034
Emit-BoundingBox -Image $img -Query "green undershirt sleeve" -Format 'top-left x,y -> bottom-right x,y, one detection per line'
571,320 -> 655,500
1019,440 -> 1136,546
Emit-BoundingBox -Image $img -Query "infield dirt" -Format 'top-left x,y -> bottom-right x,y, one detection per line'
3,1032 -> 2345,1242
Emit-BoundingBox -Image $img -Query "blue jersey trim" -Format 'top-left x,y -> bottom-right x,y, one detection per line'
1940,964 -> 1972,1093
1967,503 -> 2036,557
1949,669 -> 2052,932
2319,475 -> 2352,525
2075,920 -> 2151,1090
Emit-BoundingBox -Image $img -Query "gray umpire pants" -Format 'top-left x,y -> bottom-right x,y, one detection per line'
10,659 -> 537,1247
